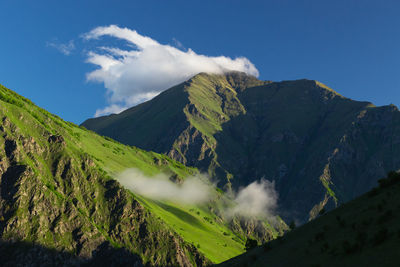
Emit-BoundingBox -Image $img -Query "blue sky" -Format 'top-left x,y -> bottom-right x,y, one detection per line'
0,0 -> 399,124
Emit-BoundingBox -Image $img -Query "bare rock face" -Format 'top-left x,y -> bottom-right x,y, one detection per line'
48,135 -> 65,145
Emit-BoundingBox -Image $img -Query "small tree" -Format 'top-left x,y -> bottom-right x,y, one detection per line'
245,238 -> 258,251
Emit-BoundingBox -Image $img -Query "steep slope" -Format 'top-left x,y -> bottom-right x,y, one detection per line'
82,72 -> 400,222
218,171 -> 400,267
0,82 -> 286,265
0,83 -> 207,266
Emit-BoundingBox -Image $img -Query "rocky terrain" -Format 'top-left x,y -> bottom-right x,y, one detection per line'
0,83 -> 208,266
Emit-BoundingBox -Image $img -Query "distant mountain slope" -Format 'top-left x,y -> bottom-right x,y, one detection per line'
82,72 -> 400,222
218,172 -> 400,267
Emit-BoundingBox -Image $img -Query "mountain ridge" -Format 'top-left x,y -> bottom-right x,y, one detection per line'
82,72 -> 400,223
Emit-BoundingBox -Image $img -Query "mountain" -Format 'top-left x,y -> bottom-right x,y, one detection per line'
218,171 -> 400,267
0,83 -> 207,266
82,72 -> 400,223
0,83 -> 286,265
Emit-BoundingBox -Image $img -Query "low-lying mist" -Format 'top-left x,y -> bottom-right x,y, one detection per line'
117,168 -> 278,219
117,169 -> 212,204
226,179 -> 278,219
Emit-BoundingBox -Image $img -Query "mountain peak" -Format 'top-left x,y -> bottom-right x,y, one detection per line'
82,73 -> 400,224
187,71 -> 269,93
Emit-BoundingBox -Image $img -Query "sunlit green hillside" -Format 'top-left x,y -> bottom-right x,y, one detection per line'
0,83 -> 285,264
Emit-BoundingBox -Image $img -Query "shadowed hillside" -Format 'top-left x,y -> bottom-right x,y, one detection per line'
0,240 -> 142,267
218,171 -> 400,267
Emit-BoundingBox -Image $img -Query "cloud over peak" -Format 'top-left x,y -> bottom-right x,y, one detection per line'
83,25 -> 259,117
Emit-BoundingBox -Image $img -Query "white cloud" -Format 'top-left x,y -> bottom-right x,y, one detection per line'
117,168 -> 213,204
47,40 -> 75,55
94,104 -> 129,118
172,38 -> 184,49
117,168 -> 278,220
228,179 -> 278,219
83,25 -> 259,117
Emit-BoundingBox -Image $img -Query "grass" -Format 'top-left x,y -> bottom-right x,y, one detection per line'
136,195 -> 245,263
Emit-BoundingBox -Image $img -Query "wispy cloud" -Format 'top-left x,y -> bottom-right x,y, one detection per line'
117,169 -> 213,204
46,39 -> 75,55
227,179 -> 278,219
117,168 -> 278,219
82,25 -> 259,117
172,37 -> 185,50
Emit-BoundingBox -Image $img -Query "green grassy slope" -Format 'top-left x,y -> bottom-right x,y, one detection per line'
0,83 -> 209,266
0,83 -> 286,264
218,172 -> 400,267
82,72 -> 400,223
137,196 -> 245,263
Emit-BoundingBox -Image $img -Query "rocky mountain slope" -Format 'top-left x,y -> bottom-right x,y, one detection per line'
83,72 -> 400,222
0,81 -> 287,265
0,83 -> 208,266
218,171 -> 400,267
